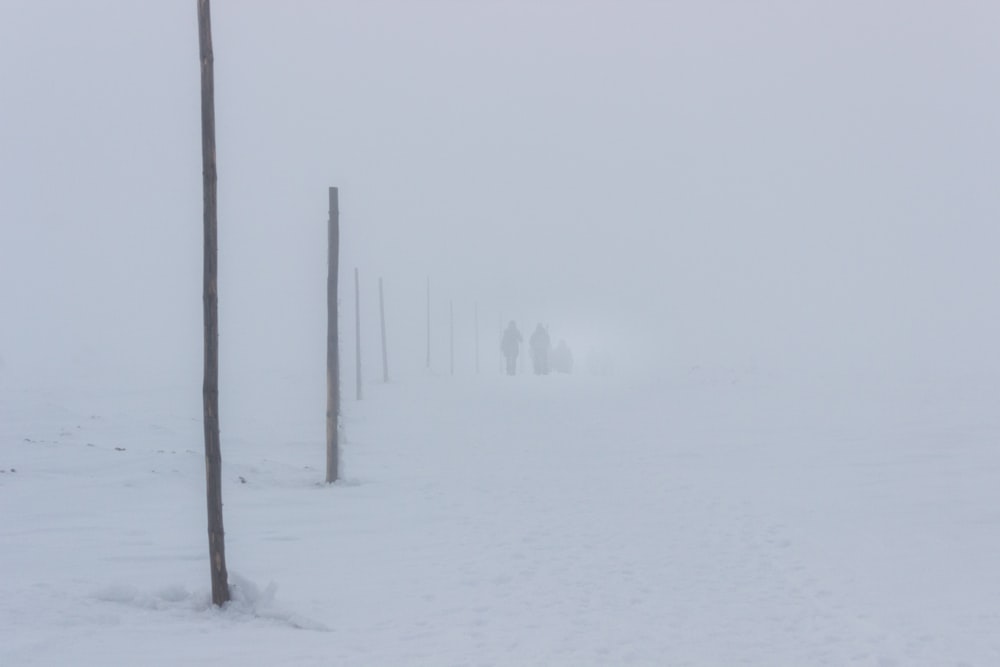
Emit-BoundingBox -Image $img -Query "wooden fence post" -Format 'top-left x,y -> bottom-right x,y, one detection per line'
426,276 -> 431,370
379,277 -> 389,383
326,187 -> 340,483
355,267 -> 362,401
197,0 -> 230,607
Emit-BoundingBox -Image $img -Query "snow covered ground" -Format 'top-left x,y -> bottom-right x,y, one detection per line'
2,365 -> 999,666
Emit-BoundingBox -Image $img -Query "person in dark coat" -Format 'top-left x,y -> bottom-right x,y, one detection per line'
500,321 -> 522,376
529,323 -> 551,375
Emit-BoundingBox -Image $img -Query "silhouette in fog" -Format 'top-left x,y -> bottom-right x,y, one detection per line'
552,339 -> 573,374
529,324 -> 551,375
500,321 -> 522,376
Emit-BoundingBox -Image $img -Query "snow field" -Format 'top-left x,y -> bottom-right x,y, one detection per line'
2,368 -> 999,665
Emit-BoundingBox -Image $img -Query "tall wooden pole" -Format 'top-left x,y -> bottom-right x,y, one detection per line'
198,0 -> 229,607
326,187 -> 339,484
475,302 -> 480,374
425,276 -> 431,370
379,277 -> 389,383
450,300 -> 454,376
355,267 -> 362,401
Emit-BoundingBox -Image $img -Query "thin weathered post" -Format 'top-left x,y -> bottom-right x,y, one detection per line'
450,300 -> 455,376
355,267 -> 362,401
197,0 -> 229,607
425,276 -> 431,370
326,187 -> 339,483
379,277 -> 389,383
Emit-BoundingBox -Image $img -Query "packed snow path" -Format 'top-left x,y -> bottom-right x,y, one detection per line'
2,369 -> 999,665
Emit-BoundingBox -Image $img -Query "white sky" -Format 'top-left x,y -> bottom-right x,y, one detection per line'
2,0 -> 999,384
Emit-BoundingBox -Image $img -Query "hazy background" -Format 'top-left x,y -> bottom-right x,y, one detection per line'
2,0 -> 999,390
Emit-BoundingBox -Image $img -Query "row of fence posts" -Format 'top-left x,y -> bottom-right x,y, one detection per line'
353,273 -> 490,392
326,186 -> 505,485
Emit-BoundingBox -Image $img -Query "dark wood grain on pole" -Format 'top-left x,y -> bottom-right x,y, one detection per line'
198,0 -> 230,607
326,187 -> 340,483
355,267 -> 362,401
379,277 -> 389,383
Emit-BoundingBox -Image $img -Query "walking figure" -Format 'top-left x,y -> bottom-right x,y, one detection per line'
500,321 -> 522,376
529,323 -> 551,375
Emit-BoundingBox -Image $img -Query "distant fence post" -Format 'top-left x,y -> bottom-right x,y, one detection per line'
379,277 -> 389,383
425,276 -> 431,370
355,267 -> 362,401
326,187 -> 340,484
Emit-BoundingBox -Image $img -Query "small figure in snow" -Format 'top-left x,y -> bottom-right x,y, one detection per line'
500,321 -> 522,376
529,323 -> 551,375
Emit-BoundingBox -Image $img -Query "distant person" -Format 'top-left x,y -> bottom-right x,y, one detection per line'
552,339 -> 573,374
529,323 -> 551,375
500,321 -> 522,376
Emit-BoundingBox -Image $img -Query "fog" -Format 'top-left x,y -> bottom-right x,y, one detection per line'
2,1 -> 999,388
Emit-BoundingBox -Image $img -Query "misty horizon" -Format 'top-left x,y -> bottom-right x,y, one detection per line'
2,1 -> 998,384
